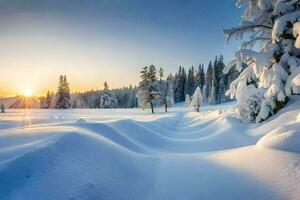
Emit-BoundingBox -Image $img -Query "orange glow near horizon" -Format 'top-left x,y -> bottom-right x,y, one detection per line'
0,74 -> 139,98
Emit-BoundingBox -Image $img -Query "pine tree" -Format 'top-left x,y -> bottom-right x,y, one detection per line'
205,61 -> 213,104
195,64 -> 205,92
217,56 -> 228,103
100,81 -> 118,108
54,75 -> 71,109
158,67 -> 166,104
211,56 -> 225,104
174,67 -> 182,102
137,65 -> 161,113
103,81 -> 109,91
174,66 -> 187,102
163,74 -> 174,112
186,67 -> 195,97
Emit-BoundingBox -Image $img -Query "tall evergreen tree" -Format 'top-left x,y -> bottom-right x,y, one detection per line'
186,66 -> 195,97
195,64 -> 205,91
103,81 -> 109,91
174,67 -> 181,102
205,61 -> 213,103
54,75 -> 71,109
163,74 -> 174,112
101,81 -> 118,108
158,67 -> 166,104
174,66 -> 187,102
137,65 -> 160,113
217,56 -> 228,103
211,56 -> 222,104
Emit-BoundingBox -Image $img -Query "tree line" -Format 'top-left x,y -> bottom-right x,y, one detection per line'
39,55 -> 239,110
137,55 -> 239,113
40,76 -> 138,109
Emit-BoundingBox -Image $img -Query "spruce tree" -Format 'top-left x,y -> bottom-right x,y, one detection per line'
101,81 -> 118,108
163,74 -> 174,112
211,56 -> 222,104
205,61 -> 213,104
174,66 -> 187,102
54,75 -> 71,109
158,67 -> 166,104
195,64 -> 205,92
137,65 -> 160,113
186,67 -> 195,97
174,67 -> 182,102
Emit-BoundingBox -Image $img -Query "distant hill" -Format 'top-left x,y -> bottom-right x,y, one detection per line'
0,96 -> 40,109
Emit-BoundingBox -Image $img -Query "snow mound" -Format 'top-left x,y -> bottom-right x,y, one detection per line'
257,128 -> 300,153
255,96 -> 300,153
0,128 -> 156,199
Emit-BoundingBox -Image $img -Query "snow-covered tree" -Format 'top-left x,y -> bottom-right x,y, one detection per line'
54,75 -> 71,109
163,74 -> 174,112
237,84 -> 264,122
185,94 -> 191,107
137,65 -> 161,113
101,82 -> 118,108
191,86 -> 203,112
223,0 -> 300,122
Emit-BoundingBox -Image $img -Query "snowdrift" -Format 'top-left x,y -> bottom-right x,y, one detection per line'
256,96 -> 300,153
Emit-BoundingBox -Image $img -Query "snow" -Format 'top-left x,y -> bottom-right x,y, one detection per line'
0,97 -> 300,199
272,11 -> 300,43
257,129 -> 300,153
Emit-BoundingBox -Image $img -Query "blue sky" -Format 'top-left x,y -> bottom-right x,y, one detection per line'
0,0 -> 242,96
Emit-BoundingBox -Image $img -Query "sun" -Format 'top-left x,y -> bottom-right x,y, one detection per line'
22,88 -> 33,97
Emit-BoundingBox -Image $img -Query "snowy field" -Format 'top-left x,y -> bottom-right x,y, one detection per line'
0,98 -> 300,200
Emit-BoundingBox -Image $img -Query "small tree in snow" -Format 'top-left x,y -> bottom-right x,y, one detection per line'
137,65 -> 161,113
185,94 -> 191,107
191,86 -> 203,112
237,84 -> 264,122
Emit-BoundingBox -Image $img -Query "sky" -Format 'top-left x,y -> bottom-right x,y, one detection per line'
0,0 -> 242,97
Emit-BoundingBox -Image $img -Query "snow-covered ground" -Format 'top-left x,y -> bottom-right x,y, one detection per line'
0,98 -> 299,200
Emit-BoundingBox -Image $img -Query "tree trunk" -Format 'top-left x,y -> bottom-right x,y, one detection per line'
151,102 -> 154,114
165,104 -> 168,112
